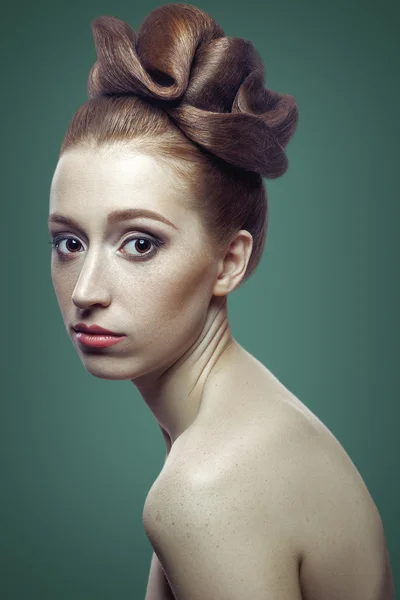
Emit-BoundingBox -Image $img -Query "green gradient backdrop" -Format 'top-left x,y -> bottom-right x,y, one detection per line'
1,0 -> 398,598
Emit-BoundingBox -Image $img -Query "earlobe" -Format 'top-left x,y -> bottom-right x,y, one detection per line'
212,230 -> 253,296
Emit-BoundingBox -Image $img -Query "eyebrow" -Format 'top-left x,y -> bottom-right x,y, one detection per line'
48,208 -> 178,230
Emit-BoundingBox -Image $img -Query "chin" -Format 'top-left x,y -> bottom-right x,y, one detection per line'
77,353 -> 160,382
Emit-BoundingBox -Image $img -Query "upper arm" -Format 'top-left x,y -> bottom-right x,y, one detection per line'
299,497 -> 396,600
148,476 -> 302,600
145,551 -> 175,600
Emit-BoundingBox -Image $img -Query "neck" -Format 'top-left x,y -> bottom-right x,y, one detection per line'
131,295 -> 237,450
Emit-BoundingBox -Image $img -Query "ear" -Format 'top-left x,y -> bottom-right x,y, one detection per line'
212,230 -> 253,296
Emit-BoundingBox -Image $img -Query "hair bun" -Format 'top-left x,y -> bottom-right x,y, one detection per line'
87,3 -> 299,178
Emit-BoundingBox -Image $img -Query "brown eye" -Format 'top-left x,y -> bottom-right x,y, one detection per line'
120,235 -> 164,260
49,236 -> 84,259
125,238 -> 152,255
50,233 -> 164,261
64,239 -> 82,252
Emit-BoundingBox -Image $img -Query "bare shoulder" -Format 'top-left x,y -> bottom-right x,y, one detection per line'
143,393 -> 394,599
303,426 -> 394,599
264,396 -> 395,600
143,418 -> 304,599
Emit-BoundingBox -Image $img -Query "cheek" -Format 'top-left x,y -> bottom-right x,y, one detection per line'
51,248 -> 216,328
51,266 -> 74,313
132,258 -> 216,336
151,257 -> 213,306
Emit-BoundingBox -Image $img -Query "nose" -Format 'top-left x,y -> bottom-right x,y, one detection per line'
71,251 -> 112,310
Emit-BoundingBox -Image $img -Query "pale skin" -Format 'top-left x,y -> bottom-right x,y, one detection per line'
49,144 -> 394,600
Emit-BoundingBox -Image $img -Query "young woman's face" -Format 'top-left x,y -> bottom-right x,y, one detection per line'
49,146 -> 221,381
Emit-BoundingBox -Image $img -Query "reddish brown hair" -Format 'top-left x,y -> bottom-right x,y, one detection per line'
60,3 -> 299,285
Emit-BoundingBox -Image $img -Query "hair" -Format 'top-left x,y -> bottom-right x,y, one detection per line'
59,3 -> 299,286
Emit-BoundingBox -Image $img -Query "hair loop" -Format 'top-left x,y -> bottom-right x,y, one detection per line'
87,4 -> 298,177
88,5 -> 224,102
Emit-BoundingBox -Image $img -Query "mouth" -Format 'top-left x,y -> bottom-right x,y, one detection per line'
73,330 -> 126,348
72,322 -> 126,348
72,322 -> 124,336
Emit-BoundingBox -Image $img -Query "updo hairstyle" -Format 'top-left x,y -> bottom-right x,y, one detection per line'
60,3 -> 299,285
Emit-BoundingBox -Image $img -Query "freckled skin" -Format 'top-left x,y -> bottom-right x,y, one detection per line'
50,147 -> 239,387
49,145 -> 394,600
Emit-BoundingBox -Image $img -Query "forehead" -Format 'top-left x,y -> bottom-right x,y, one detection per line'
49,146 -> 193,224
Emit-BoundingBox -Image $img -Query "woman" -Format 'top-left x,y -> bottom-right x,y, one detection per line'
48,4 -> 394,599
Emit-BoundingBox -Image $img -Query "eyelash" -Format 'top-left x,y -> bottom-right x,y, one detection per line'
49,233 -> 165,262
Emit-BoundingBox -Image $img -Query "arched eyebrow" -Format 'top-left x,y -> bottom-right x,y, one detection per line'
48,208 -> 178,231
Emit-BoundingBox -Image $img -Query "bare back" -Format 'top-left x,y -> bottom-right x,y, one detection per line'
143,348 -> 394,599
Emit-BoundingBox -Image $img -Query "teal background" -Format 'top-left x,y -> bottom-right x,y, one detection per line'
1,0 -> 398,598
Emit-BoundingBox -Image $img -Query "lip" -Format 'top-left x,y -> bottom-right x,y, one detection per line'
74,331 -> 126,348
73,322 -> 123,336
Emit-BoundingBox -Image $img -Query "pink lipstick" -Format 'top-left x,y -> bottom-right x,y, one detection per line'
72,322 -> 126,348
74,332 -> 126,348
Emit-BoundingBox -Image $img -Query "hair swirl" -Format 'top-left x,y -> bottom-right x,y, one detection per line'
86,3 -> 298,178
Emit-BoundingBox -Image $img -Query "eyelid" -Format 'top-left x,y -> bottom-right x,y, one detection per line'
50,231 -> 160,247
49,224 -> 165,242
49,218 -> 170,236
